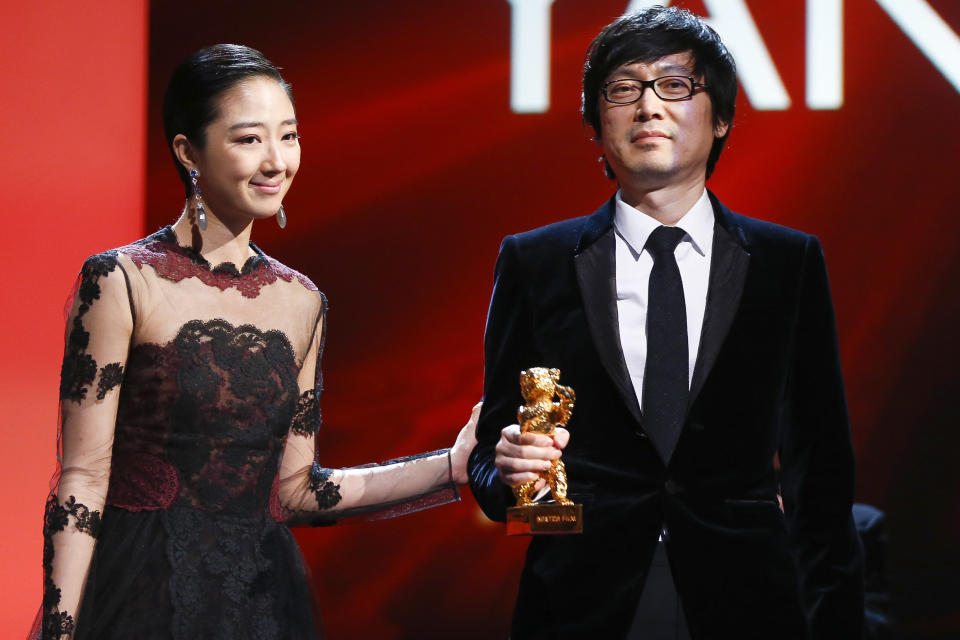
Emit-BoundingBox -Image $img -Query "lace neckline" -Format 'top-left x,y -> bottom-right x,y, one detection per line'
155,226 -> 268,278
125,226 -> 317,298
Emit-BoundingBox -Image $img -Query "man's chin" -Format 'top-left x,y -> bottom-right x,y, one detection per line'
617,162 -> 679,185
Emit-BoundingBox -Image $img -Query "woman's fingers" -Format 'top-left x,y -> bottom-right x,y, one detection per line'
469,401 -> 483,425
449,401 -> 483,485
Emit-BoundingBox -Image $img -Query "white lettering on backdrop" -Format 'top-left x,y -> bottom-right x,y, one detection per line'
508,0 -> 960,113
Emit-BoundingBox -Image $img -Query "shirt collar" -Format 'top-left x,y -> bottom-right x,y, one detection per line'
613,188 -> 714,258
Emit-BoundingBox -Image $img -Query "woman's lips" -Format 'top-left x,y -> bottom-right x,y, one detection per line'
250,182 -> 281,194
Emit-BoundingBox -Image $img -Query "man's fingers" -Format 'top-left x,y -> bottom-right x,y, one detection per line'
496,438 -> 561,461
503,425 -> 553,447
503,471 -> 541,486
501,424 -> 522,444
499,456 -> 553,474
503,425 -> 568,451
496,424 -> 567,487
517,431 -> 556,447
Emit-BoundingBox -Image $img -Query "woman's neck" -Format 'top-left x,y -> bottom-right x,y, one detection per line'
172,201 -> 256,266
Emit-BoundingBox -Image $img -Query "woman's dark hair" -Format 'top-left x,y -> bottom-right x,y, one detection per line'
582,6 -> 737,179
163,44 -> 293,196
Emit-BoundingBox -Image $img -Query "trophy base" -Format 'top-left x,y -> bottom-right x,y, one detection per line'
506,502 -> 583,536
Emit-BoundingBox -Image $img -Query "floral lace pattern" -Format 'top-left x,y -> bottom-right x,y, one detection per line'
308,463 -> 343,510
118,319 -> 302,514
107,318 -> 304,637
36,228 -> 454,637
95,363 -> 124,400
59,253 -> 120,403
165,508 -> 285,639
42,495 -> 101,639
124,228 -> 317,298
289,389 -> 320,437
45,496 -> 103,537
43,610 -> 75,640
38,230 -> 333,639
106,452 -> 180,512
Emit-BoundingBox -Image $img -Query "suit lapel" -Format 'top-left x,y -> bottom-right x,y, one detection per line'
570,193 -> 750,432
689,194 -> 751,408
574,200 -> 644,425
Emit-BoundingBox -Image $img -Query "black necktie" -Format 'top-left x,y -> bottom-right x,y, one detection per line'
642,226 -> 688,463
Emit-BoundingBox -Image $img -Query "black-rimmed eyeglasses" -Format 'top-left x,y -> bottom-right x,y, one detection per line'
601,76 -> 704,104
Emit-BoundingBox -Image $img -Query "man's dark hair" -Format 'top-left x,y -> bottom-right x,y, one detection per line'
582,6 -> 737,179
163,44 -> 293,197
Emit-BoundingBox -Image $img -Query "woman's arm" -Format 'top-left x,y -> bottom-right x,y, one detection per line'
276,294 -> 478,525
41,254 -> 133,639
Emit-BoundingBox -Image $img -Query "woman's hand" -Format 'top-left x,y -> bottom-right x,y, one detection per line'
450,402 -> 482,485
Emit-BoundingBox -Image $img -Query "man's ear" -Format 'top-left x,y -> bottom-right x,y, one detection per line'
714,119 -> 730,138
590,124 -> 602,146
172,134 -> 198,173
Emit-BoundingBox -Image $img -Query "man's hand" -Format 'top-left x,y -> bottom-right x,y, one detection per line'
495,425 -> 570,490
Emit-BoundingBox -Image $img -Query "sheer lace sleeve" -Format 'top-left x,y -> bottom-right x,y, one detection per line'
37,253 -> 133,639
276,294 -> 459,526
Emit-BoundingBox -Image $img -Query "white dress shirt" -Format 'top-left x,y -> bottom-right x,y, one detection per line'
614,189 -> 714,410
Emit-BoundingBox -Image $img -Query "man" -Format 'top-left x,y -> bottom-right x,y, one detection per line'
468,7 -> 863,639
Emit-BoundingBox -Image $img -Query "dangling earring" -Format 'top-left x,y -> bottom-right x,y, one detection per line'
276,204 -> 287,229
189,168 -> 208,231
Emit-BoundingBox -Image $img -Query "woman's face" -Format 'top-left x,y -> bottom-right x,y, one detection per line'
193,76 -> 300,223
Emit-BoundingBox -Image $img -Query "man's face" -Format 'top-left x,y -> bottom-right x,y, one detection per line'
598,51 -> 727,187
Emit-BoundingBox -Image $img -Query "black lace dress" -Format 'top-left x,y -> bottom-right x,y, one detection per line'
32,227 -> 458,640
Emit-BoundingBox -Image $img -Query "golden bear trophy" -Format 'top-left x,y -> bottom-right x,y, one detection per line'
506,367 -> 583,535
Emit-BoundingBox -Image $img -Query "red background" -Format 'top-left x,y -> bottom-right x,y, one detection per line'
3,1 -> 959,637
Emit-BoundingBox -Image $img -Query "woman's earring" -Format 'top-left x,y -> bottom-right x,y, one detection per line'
276,204 -> 287,229
189,168 -> 208,231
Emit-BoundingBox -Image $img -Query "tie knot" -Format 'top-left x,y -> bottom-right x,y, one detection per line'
645,226 -> 686,259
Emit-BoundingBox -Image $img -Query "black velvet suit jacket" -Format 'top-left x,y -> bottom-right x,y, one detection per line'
468,193 -> 864,639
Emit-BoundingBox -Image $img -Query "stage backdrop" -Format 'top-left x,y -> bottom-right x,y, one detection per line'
4,0 -> 959,638
0,1 -> 148,636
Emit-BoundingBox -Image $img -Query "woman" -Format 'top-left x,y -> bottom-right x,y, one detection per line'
33,44 -> 479,640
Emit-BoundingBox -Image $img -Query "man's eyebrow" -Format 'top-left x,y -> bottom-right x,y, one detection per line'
608,62 -> 694,79
657,63 -> 694,75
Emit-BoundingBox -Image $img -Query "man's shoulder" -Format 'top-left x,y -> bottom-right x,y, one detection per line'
715,198 -> 815,250
510,215 -> 591,248
505,198 -> 613,255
